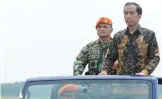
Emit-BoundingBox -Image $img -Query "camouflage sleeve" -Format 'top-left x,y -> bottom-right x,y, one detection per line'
73,45 -> 89,76
144,33 -> 160,75
101,37 -> 118,72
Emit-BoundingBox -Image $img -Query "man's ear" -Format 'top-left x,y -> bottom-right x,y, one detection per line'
138,14 -> 142,19
111,28 -> 113,33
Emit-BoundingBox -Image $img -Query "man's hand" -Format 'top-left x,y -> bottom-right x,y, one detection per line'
136,69 -> 149,75
135,72 -> 145,75
112,60 -> 118,69
99,70 -> 108,75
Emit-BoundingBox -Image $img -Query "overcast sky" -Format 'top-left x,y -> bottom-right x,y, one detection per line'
0,0 -> 162,83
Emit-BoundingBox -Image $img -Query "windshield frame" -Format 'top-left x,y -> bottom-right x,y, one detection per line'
21,75 -> 157,99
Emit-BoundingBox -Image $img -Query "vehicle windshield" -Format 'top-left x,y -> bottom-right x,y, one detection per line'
23,79 -> 152,99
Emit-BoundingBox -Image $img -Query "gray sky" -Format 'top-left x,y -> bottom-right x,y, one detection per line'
0,0 -> 162,83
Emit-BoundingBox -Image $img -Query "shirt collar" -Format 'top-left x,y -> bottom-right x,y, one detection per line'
125,24 -> 142,34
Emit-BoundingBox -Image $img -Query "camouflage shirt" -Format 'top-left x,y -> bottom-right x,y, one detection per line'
101,24 -> 160,75
73,39 -> 114,75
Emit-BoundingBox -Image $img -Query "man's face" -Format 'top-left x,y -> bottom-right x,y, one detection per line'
96,24 -> 112,38
123,4 -> 141,27
59,93 -> 76,99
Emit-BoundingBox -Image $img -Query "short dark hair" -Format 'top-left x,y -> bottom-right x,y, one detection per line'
124,2 -> 142,15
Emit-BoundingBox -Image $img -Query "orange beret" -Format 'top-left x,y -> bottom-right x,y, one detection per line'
58,84 -> 78,96
96,17 -> 112,28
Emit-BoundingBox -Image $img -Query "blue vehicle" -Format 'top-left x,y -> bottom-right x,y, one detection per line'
19,75 -> 160,99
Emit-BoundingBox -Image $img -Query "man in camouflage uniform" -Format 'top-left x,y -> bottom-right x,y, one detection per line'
100,2 -> 160,75
73,17 -> 118,75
